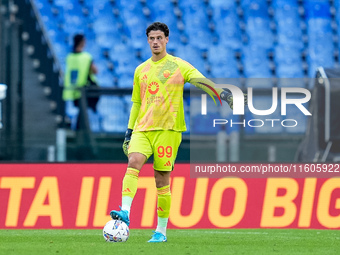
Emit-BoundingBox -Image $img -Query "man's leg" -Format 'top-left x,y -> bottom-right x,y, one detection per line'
110,153 -> 146,225
148,130 -> 182,243
154,170 -> 171,237
111,132 -> 152,225
121,153 -> 146,216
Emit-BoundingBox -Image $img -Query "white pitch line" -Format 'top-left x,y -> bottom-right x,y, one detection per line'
177,230 -> 269,235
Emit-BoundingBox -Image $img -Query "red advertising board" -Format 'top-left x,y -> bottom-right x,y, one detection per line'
0,163 -> 339,229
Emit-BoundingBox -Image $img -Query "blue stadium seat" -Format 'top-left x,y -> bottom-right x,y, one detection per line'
123,95 -> 133,113
109,43 -> 139,76
88,109 -> 102,132
246,17 -> 274,49
94,59 -> 115,87
101,114 -> 128,132
97,70 -> 115,87
191,113 -> 221,134
32,0 -> 339,135
85,43 -> 103,62
97,96 -> 128,132
276,33 -> 304,50
190,96 -> 221,134
175,44 -> 208,76
208,45 -> 235,63
306,18 -> 334,77
53,41 -> 69,63
34,0 -> 66,44
242,46 -> 272,84
53,0 -> 68,5
148,1 -> 180,50
117,74 -> 134,88
178,0 -> 205,13
65,100 -> 79,130
276,63 -> 305,79
62,14 -> 88,36
212,6 -> 241,50
272,0 -> 298,8
274,5 -> 303,49
109,42 -> 135,61
95,33 -> 122,49
242,0 -> 273,49
274,46 -> 302,64
34,0 -> 54,18
242,0 -> 269,19
307,47 -> 334,78
148,0 -> 176,23
119,1 -> 147,49
307,18 -> 333,44
304,0 -> 331,19
188,29 -> 212,50
210,65 -> 240,78
180,2 -> 212,50
274,4 -> 300,21
208,45 -> 239,78
114,58 -> 139,77
210,0 -> 236,9
92,15 -> 120,35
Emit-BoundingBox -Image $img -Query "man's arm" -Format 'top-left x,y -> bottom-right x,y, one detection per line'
90,62 -> 98,74
122,67 -> 141,156
127,102 -> 141,130
178,59 -> 237,108
188,73 -> 235,109
123,102 -> 140,156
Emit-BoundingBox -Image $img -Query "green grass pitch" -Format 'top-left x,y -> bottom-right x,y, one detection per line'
0,229 -> 339,255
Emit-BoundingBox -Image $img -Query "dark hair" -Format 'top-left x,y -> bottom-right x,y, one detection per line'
146,22 -> 169,37
73,34 -> 85,52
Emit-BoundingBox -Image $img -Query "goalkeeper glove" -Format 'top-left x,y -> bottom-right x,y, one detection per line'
122,128 -> 133,157
220,90 -> 247,110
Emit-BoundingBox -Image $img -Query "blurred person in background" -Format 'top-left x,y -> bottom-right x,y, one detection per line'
63,33 -> 98,130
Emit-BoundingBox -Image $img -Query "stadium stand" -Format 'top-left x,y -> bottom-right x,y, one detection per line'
25,0 -> 338,137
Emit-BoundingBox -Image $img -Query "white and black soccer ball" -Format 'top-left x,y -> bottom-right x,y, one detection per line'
103,220 -> 129,242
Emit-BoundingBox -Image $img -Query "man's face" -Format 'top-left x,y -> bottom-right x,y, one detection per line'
147,30 -> 168,55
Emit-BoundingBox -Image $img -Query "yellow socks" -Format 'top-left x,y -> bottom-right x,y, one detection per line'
121,167 -> 140,215
121,169 -> 171,236
156,185 -> 171,236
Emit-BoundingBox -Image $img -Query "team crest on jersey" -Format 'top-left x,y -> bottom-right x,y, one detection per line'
163,70 -> 171,78
157,60 -> 178,84
148,81 -> 159,95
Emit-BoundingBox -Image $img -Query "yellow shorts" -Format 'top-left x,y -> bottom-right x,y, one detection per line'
128,130 -> 182,171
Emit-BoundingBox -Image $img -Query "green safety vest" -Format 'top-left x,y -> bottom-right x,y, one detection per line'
63,52 -> 94,101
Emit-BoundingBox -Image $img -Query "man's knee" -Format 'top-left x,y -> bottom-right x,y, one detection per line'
154,170 -> 171,188
128,153 -> 146,170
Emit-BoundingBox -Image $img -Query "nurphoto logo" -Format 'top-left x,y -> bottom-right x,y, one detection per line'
201,84 -> 312,129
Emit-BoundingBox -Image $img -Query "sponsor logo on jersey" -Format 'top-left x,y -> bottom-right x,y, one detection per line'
148,81 -> 159,95
147,96 -> 163,104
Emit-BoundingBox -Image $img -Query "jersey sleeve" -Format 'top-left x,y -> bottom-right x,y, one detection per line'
131,68 -> 141,104
127,102 -> 141,130
178,59 -> 224,99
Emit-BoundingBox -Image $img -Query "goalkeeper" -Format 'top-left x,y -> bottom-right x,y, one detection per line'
110,22 -> 240,243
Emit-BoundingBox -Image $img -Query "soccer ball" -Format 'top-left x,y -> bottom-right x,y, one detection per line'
103,220 -> 129,242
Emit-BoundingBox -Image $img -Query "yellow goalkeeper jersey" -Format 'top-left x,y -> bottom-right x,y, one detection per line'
131,54 -> 220,132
